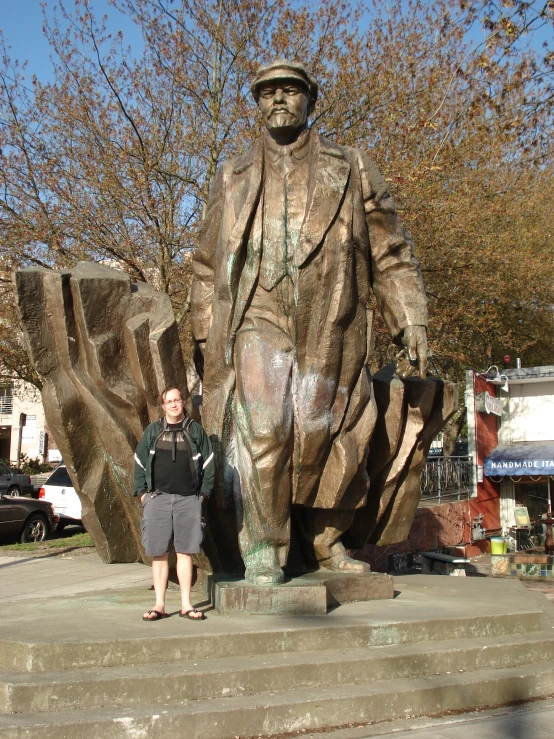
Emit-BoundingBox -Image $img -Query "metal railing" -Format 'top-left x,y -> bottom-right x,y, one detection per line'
420,456 -> 473,503
0,396 -> 13,415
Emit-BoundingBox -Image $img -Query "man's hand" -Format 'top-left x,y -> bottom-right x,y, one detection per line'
395,325 -> 428,380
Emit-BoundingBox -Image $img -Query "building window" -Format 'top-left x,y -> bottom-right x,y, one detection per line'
514,480 -> 550,520
0,385 -> 13,415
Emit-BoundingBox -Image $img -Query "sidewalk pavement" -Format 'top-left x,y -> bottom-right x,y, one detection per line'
0,551 -> 152,602
313,700 -> 554,738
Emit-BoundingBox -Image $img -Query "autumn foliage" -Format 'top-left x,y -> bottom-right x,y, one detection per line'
1,0 -> 553,388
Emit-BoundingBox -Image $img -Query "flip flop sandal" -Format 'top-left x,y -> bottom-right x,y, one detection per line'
142,610 -> 168,621
180,609 -> 206,620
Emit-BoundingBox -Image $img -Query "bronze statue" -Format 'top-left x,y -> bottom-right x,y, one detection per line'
191,60 -> 429,585
15,62 -> 456,585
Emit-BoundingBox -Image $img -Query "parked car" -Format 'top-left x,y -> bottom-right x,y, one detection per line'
39,464 -> 82,531
0,493 -> 58,543
0,462 -> 33,496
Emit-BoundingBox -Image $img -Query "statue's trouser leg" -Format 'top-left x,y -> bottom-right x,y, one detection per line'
234,319 -> 294,576
296,508 -> 371,572
294,508 -> 354,561
308,509 -> 356,560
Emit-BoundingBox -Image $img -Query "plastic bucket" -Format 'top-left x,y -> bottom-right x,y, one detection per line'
490,537 -> 508,555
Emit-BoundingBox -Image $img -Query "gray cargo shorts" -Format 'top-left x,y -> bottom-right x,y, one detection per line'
141,492 -> 203,556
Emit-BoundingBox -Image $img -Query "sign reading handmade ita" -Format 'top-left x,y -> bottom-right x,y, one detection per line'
475,391 -> 502,417
484,441 -> 554,477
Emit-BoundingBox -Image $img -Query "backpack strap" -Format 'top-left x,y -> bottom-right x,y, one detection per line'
152,416 -> 200,491
180,417 -> 199,492
152,418 -> 166,450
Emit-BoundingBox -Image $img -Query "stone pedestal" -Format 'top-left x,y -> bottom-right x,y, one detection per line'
212,571 -> 394,615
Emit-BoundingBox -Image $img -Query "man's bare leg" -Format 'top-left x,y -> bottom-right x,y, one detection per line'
176,552 -> 203,618
143,554 -> 169,619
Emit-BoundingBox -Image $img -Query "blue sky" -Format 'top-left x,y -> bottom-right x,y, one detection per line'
1,1 -> 53,80
1,0 -> 551,84
0,0 -> 141,82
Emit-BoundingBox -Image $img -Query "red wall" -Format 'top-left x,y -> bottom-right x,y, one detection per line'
471,372 -> 501,533
355,501 -> 469,571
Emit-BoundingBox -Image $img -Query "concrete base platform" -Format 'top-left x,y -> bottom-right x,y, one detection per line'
0,574 -> 553,738
0,574 -> 541,669
212,570 -> 394,614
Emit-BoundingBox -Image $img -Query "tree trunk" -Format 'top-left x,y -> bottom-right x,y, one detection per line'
442,407 -> 467,456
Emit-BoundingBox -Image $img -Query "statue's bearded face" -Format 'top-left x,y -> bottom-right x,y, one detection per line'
258,80 -> 310,135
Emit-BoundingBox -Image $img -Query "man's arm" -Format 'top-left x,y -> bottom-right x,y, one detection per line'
198,427 -> 214,499
133,431 -> 150,497
357,150 -> 428,378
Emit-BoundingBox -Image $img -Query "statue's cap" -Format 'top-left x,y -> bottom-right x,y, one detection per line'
251,59 -> 318,105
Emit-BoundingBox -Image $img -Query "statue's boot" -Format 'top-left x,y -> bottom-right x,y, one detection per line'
310,509 -> 371,574
317,541 -> 371,573
244,548 -> 285,585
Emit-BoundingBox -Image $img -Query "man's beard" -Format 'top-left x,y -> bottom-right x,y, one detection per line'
267,111 -> 299,129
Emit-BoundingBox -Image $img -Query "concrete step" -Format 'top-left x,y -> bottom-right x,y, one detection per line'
0,607 -> 542,673
1,661 -> 553,739
1,630 -> 554,715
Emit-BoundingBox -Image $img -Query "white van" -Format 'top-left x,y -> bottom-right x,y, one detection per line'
39,464 -> 82,531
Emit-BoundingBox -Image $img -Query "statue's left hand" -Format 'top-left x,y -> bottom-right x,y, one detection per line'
193,340 -> 206,381
396,325 -> 428,380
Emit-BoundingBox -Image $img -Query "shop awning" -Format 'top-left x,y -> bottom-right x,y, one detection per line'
484,441 -> 554,477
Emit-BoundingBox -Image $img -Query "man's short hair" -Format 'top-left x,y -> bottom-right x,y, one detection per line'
251,59 -> 318,108
160,386 -> 184,405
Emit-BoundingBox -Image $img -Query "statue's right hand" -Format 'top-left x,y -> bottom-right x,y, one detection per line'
395,325 -> 428,380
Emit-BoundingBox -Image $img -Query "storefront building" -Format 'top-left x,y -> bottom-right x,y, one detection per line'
467,365 -> 554,536
358,364 -> 553,570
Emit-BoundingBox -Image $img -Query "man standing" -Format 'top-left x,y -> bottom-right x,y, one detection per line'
134,386 -> 214,620
191,60 -> 428,585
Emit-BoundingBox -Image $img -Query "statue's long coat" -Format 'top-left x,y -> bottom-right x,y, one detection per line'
191,131 -> 428,511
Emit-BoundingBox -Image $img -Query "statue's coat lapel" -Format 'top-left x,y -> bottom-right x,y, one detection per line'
224,140 -> 264,361
297,133 -> 351,266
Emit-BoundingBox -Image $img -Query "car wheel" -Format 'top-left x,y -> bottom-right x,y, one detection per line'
20,515 -> 49,543
7,485 -> 21,497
